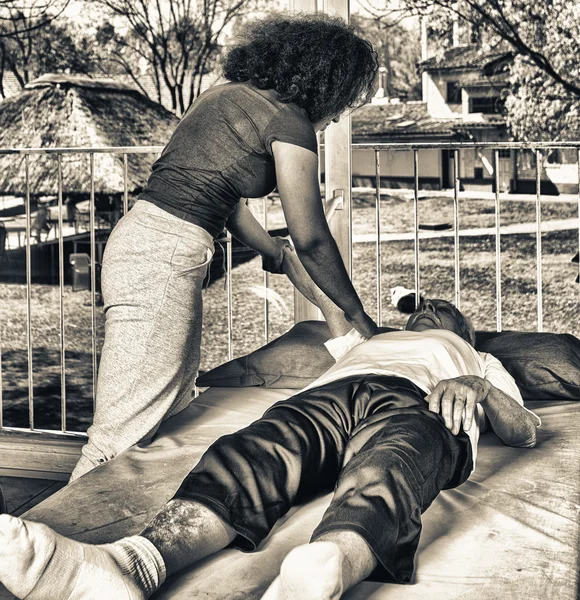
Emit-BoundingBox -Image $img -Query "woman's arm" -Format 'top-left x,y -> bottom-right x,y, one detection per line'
272,141 -> 377,338
226,200 -> 284,268
279,244 -> 352,337
226,201 -> 352,336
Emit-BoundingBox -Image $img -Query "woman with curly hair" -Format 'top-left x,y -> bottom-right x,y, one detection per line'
70,13 -> 379,481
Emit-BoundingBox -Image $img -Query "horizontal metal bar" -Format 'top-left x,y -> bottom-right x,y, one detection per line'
0,146 -> 164,156
0,425 -> 88,438
352,141 -> 580,151
0,141 -> 574,157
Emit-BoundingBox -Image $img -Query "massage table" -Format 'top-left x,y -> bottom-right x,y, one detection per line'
0,385 -> 578,599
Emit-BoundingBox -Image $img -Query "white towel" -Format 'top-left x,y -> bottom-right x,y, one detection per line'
324,328 -> 368,362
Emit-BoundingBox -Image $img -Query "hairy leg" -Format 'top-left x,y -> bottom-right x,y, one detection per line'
140,498 -> 236,577
261,530 -> 376,600
0,500 -> 235,600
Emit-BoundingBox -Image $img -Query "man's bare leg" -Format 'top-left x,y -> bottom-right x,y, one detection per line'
261,530 -> 377,600
0,499 -> 234,600
140,498 -> 236,577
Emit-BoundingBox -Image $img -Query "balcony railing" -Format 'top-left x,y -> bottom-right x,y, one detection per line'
0,142 -> 578,448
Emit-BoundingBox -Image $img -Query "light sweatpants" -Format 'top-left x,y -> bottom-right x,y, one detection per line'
71,200 -> 214,481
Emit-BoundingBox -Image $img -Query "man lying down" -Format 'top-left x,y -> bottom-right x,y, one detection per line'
0,247 -> 541,600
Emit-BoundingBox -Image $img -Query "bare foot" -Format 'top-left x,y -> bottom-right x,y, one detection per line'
0,514 -> 151,599
261,541 -> 344,600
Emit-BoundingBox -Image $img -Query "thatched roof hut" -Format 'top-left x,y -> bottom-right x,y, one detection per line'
0,74 -> 179,196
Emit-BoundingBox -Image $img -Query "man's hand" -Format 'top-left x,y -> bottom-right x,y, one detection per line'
426,376 -> 491,435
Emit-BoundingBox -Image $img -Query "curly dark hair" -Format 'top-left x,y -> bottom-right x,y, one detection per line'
222,13 -> 379,124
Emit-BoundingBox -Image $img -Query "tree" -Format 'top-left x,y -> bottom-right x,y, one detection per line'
0,0 -> 70,36
359,0 -> 580,141
94,0 -> 254,116
351,12 -> 422,101
0,10 -> 97,98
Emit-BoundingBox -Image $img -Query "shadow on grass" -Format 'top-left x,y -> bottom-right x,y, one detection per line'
1,347 -> 95,432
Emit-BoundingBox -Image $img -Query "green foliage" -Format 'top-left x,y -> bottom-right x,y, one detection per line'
503,1 -> 580,141
351,13 -> 422,100
0,15 -> 97,97
363,0 -> 580,139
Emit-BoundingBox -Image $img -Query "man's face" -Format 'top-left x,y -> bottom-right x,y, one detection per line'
405,299 -> 466,338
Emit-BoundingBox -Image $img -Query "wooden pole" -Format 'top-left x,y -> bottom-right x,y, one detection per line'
292,0 -> 352,324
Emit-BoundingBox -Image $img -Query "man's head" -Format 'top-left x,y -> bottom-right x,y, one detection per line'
405,298 -> 476,346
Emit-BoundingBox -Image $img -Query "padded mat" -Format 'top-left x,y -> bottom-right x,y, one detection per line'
1,388 -> 578,600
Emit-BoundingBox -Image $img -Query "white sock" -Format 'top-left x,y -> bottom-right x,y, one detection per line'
0,515 -> 164,600
108,536 -> 167,596
261,542 -> 344,600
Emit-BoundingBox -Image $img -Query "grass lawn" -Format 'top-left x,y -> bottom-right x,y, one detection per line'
1,194 -> 578,431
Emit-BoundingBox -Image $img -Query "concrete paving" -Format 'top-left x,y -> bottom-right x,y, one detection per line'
352,187 -> 580,203
353,217 -> 579,243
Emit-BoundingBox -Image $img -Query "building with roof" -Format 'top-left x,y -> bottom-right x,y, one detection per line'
350,36 -> 575,195
0,74 -> 179,282
0,73 -> 178,197
349,42 -> 516,193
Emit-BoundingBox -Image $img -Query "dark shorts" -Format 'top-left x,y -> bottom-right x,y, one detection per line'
176,375 -> 473,583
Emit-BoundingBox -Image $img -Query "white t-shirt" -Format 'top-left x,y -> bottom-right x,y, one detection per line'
303,329 -> 536,467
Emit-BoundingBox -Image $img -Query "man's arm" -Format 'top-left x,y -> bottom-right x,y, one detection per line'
479,381 -> 540,447
426,375 -> 540,447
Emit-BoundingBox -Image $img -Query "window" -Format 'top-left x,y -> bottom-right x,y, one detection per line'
474,167 -> 484,179
446,81 -> 462,104
469,96 -> 505,114
498,149 -> 511,159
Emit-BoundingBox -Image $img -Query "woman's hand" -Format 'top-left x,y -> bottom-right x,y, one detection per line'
345,310 -> 378,339
272,141 -> 375,334
261,237 -> 292,274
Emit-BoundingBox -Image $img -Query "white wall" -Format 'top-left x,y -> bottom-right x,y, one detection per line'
351,148 -> 441,181
424,73 -> 462,118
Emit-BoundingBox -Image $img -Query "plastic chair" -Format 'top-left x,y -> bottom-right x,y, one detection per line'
70,253 -> 91,292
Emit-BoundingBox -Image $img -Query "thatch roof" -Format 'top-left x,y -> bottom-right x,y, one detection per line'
0,74 -> 179,195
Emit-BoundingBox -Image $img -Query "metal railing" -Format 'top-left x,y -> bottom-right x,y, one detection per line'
0,147 -> 162,438
0,142 -> 578,441
353,141 -> 580,332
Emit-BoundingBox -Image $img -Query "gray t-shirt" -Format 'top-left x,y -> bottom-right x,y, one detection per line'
139,82 -> 318,238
